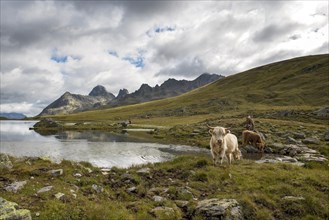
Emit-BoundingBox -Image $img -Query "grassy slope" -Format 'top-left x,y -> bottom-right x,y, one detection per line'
47,54 -> 328,125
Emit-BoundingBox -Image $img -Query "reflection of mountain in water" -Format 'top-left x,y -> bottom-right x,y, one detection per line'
54,130 -> 148,143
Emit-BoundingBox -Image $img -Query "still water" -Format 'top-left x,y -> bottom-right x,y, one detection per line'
0,120 -> 207,168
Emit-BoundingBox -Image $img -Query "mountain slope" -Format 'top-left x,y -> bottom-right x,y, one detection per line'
38,86 -> 115,116
48,54 -> 329,121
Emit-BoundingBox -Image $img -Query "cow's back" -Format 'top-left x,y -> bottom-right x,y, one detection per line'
224,133 -> 238,153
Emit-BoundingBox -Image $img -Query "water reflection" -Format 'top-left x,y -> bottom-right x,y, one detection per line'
0,120 -> 207,168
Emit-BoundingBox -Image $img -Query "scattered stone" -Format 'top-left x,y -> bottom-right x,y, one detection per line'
302,137 -> 320,145
286,136 -> 300,144
54,192 -> 65,201
282,196 -> 305,201
92,184 -> 104,193
313,106 -> 329,117
0,153 -> 13,170
296,154 -> 328,162
127,187 -> 137,193
0,197 -> 32,220
292,132 -> 306,139
264,147 -> 273,154
242,145 -> 259,153
4,181 -> 27,193
324,131 -> 329,141
175,200 -> 189,209
195,198 -> 243,220
49,169 -> 63,177
153,195 -> 165,202
150,207 -> 176,219
73,173 -> 82,178
256,156 -> 305,166
136,167 -> 151,175
37,186 -> 53,194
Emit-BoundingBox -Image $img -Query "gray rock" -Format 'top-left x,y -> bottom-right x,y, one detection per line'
256,156 -> 305,167
264,147 -> 273,154
302,137 -> 320,145
292,132 -> 306,139
49,169 -> 63,177
54,192 -> 65,201
37,186 -> 53,194
0,197 -> 31,220
175,200 -> 189,209
195,198 -> 243,220
92,184 -> 104,193
243,145 -> 259,153
286,136 -> 300,144
324,131 -> 329,141
4,181 -> 27,193
0,153 -> 13,170
153,195 -> 165,202
282,196 -> 305,201
136,168 -> 151,175
313,106 -> 329,117
127,187 -> 137,193
150,207 -> 176,219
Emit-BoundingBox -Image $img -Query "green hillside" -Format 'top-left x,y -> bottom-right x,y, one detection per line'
49,54 -> 328,123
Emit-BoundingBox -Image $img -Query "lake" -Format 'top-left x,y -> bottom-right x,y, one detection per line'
0,120 -> 208,168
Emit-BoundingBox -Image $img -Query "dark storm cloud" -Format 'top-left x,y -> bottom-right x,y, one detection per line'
253,23 -> 301,43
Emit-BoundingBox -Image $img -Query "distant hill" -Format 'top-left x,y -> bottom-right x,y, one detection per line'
38,73 -> 223,116
48,54 -> 329,121
0,112 -> 27,119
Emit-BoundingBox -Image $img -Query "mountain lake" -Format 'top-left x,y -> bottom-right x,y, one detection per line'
0,120 -> 208,168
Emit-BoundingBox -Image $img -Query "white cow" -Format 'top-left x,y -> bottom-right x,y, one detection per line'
208,125 -> 241,165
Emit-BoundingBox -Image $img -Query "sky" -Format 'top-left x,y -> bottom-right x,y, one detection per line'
0,1 -> 328,117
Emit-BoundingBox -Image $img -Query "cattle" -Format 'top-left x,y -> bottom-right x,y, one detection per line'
208,125 -> 242,165
242,130 -> 265,152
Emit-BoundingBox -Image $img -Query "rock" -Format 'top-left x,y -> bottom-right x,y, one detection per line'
256,156 -> 305,167
153,195 -> 165,202
4,181 -> 27,193
0,153 -> 13,170
324,131 -> 329,141
302,137 -> 320,145
243,145 -> 259,153
282,196 -> 305,201
286,136 -> 300,144
264,147 -> 273,154
0,197 -> 32,220
49,169 -> 63,177
175,200 -> 189,209
292,132 -> 306,139
195,198 -> 243,220
92,184 -> 104,193
150,207 -> 176,219
296,154 -> 328,162
313,106 -> 329,117
54,192 -> 65,201
127,187 -> 137,193
37,186 -> 53,194
73,173 -> 82,178
136,167 -> 151,175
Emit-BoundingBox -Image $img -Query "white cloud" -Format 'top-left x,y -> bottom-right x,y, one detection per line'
0,1 -> 328,116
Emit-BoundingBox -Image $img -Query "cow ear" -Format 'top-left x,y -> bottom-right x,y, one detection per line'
225,129 -> 231,134
208,129 -> 213,135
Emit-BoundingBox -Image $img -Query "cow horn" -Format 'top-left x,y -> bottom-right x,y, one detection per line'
207,124 -> 215,129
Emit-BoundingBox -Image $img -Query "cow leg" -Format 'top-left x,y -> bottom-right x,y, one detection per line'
227,153 -> 232,165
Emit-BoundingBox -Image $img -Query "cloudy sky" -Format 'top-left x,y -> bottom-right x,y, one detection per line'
1,1 -> 328,116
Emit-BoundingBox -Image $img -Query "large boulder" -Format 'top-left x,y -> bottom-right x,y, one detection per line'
195,198 -> 243,220
0,197 -> 31,220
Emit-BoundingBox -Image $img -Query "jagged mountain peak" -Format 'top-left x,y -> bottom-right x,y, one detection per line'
89,85 -> 109,96
117,89 -> 129,99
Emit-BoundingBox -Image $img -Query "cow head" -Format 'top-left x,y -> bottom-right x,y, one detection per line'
208,125 -> 230,146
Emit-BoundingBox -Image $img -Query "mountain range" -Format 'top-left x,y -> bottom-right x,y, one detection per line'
0,112 -> 27,119
38,73 -> 223,116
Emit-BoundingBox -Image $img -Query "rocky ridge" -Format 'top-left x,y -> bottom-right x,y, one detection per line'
38,73 -> 223,116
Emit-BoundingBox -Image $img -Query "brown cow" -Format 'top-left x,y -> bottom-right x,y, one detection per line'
242,130 -> 265,152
